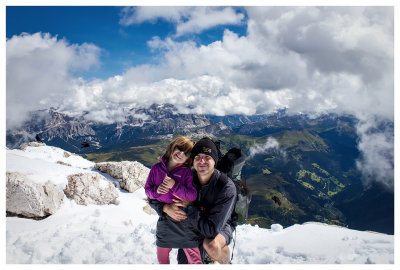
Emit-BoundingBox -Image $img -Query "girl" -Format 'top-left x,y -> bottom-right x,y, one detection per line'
145,136 -> 202,264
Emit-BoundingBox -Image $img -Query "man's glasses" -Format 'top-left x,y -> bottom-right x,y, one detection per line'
193,155 -> 213,162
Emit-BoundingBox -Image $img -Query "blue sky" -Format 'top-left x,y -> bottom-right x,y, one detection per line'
6,6 -> 247,79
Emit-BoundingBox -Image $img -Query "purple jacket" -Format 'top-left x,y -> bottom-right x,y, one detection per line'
145,159 -> 197,204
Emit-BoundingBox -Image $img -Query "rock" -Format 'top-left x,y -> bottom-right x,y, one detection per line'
95,162 -> 124,179
143,204 -> 157,215
95,161 -> 150,193
42,181 -> 65,214
57,161 -> 72,167
6,172 -> 64,218
20,141 -> 46,151
142,198 -> 157,215
64,172 -> 119,205
119,161 -> 150,193
63,151 -> 79,158
271,223 -> 284,232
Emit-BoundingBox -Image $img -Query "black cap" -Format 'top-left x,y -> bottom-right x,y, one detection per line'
191,137 -> 219,164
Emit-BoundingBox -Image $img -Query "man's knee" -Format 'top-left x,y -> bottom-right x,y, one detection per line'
203,239 -> 218,253
203,234 -> 226,254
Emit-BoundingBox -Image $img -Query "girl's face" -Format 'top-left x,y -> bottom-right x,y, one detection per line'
170,146 -> 190,165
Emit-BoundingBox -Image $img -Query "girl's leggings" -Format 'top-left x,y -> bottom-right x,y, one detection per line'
157,246 -> 202,264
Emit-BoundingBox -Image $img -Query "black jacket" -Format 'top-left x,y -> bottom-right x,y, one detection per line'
187,169 -> 237,239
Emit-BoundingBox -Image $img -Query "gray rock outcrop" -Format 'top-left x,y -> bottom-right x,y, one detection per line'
64,172 -> 119,205
6,172 -> 64,218
20,141 -> 46,150
95,161 -> 150,193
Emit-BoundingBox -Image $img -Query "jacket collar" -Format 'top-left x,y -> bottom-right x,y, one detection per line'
160,157 -> 184,173
193,169 -> 220,188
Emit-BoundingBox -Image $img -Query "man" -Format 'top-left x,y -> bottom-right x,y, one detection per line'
149,137 -> 237,264
174,137 -> 237,264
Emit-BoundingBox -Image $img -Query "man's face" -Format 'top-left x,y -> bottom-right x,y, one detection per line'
193,153 -> 215,176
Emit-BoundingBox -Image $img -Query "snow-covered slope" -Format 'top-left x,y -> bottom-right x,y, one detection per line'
5,145 -> 394,264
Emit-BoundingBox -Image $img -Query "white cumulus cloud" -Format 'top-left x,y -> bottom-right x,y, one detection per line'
119,6 -> 244,36
6,32 -> 101,129
248,137 -> 286,160
356,116 -> 394,189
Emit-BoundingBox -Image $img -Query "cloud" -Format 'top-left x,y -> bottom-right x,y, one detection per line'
356,116 -> 394,190
116,7 -> 394,121
243,7 -> 393,117
248,137 -> 286,160
119,6 -> 244,36
8,8 -> 392,124
117,7 -> 393,120
175,7 -> 245,36
119,6 -> 186,25
6,33 -> 101,129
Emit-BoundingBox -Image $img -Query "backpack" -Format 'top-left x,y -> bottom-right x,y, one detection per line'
213,140 -> 252,226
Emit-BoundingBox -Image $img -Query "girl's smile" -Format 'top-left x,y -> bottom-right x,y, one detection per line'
171,147 -> 189,164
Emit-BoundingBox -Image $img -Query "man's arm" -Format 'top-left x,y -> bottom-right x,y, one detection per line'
148,198 -> 188,221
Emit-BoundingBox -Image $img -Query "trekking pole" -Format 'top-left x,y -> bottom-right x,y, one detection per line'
231,228 -> 237,262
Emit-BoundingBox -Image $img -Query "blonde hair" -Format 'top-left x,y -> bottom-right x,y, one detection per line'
162,136 -> 195,167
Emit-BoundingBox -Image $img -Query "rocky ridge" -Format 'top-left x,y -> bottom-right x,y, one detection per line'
6,104 -> 231,151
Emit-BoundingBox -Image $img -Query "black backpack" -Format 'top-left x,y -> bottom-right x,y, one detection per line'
213,140 -> 252,225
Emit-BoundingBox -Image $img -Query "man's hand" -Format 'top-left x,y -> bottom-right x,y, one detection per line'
163,203 -> 187,221
156,182 -> 170,194
173,195 -> 191,208
162,176 -> 175,189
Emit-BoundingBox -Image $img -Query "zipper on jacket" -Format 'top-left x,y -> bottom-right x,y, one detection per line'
198,187 -> 203,202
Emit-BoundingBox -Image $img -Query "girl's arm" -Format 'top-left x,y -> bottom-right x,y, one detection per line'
144,167 -> 161,199
170,170 -> 197,202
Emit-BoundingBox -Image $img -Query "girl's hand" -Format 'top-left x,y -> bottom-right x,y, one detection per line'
163,176 -> 175,189
156,182 -> 170,194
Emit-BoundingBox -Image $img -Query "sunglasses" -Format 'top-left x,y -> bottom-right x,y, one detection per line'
175,145 -> 191,157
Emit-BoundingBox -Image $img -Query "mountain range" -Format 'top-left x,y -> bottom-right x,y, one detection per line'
6,104 -> 394,234
7,104 -> 230,152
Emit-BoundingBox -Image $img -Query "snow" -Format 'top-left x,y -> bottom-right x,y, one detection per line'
5,145 -> 395,265
6,146 -> 94,189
